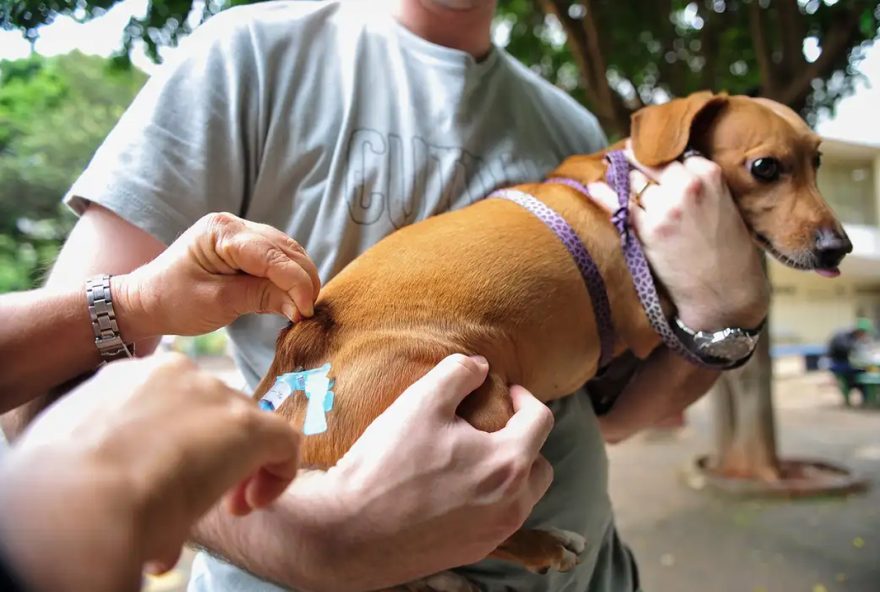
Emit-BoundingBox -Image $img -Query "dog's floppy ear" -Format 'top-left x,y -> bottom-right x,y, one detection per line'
630,91 -> 728,167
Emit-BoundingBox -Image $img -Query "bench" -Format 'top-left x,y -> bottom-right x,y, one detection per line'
770,344 -> 827,371
854,372 -> 880,407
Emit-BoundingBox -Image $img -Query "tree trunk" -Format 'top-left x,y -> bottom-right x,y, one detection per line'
710,324 -> 781,481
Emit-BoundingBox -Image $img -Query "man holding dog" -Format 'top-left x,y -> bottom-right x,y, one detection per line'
1,0 -> 768,590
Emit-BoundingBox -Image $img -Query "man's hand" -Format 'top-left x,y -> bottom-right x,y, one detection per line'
115,212 -> 322,339
328,355 -> 554,569
193,354 -> 555,592
312,354 -> 554,589
584,147 -> 767,443
0,353 -> 301,592
626,147 -> 769,330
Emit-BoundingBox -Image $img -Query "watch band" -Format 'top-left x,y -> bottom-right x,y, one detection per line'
86,274 -> 134,362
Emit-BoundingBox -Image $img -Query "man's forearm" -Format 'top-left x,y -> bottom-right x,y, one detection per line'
191,473 -> 354,592
0,289 -> 101,416
190,469 -> 452,592
599,346 -> 719,443
0,286 -> 160,437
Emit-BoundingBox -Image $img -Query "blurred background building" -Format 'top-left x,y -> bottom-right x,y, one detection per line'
771,138 -> 880,346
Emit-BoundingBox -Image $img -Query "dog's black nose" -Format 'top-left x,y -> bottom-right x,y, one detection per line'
815,228 -> 853,268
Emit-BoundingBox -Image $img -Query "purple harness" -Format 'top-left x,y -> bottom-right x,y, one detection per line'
489,149 -> 706,368
490,187 -> 616,368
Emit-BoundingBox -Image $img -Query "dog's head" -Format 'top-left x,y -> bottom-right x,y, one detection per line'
631,91 -> 852,276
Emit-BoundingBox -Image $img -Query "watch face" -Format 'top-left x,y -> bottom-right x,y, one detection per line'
675,319 -> 760,365
693,329 -> 754,360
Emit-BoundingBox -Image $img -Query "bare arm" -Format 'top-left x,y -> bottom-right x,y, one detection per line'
1,205 -> 320,438
190,472 -> 345,592
594,149 -> 770,443
0,206 -> 165,434
598,347 -> 719,444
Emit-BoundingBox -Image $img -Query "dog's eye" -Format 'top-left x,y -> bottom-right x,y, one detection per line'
750,158 -> 781,182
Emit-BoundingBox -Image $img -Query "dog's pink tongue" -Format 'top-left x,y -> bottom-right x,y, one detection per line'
816,268 -> 841,278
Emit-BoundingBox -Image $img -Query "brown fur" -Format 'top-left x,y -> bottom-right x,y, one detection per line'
254,92 -> 849,577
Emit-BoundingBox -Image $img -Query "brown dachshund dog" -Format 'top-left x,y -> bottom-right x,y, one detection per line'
253,92 -> 850,584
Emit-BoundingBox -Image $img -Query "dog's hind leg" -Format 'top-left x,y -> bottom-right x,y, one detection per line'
490,528 -> 586,574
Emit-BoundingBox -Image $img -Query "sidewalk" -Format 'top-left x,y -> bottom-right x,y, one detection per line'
610,371 -> 880,592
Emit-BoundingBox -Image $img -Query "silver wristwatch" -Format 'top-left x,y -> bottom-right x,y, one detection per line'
86,275 -> 134,363
672,316 -> 765,369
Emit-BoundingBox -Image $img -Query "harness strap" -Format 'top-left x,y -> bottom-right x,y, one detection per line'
603,150 -> 707,366
490,188 -> 616,368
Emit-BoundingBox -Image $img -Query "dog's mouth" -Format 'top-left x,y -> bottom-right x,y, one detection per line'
753,233 -> 841,278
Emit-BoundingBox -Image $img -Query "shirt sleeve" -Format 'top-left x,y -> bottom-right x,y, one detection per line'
64,9 -> 264,245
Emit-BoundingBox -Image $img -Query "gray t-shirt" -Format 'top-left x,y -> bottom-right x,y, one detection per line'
65,2 -> 636,590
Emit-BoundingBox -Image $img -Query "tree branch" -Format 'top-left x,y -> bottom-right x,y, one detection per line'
539,0 -> 599,98
779,9 -> 861,109
777,0 -> 808,78
651,0 -> 688,97
581,0 -> 625,125
748,2 -> 778,97
540,0 -> 628,136
696,1 -> 720,92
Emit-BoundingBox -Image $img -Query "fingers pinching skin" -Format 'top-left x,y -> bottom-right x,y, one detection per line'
247,221 -> 322,316
405,354 -> 491,417
213,223 -> 319,319
251,221 -> 322,297
118,212 -> 322,337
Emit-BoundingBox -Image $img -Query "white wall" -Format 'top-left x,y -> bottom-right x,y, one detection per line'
769,263 -> 880,344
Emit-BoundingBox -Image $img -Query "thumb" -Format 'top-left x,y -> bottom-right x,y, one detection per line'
229,275 -> 302,323
399,354 -> 490,417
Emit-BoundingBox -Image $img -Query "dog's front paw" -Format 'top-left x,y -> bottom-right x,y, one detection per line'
396,571 -> 481,592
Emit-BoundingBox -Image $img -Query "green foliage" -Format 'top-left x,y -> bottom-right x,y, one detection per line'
496,0 -> 880,135
171,330 -> 229,357
0,0 -> 269,62
4,0 -> 877,133
0,51 -> 145,291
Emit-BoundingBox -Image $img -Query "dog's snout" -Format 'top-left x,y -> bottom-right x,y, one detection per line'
814,228 -> 853,268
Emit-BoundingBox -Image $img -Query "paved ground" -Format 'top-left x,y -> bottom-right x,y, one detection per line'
610,371 -> 880,592
144,360 -> 880,592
